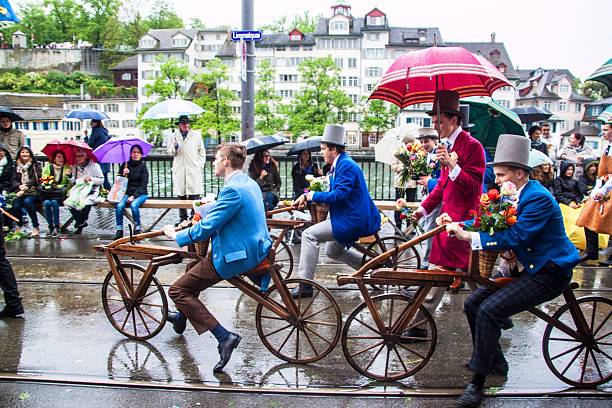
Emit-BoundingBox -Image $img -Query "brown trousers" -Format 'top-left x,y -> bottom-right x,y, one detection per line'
168,254 -> 222,334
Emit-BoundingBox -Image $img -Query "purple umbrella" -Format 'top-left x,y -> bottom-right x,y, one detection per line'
93,135 -> 154,164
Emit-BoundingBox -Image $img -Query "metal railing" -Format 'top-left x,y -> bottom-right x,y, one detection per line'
38,154 -> 397,201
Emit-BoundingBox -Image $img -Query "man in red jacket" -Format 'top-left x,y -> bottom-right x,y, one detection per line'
408,90 -> 486,340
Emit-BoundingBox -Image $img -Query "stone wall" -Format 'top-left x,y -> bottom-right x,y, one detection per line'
0,48 -> 104,75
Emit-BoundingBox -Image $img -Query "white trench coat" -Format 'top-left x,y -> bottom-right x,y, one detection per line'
166,129 -> 206,196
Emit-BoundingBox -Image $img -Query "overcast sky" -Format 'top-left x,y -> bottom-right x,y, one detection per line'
10,0 -> 611,79
171,0 -> 610,79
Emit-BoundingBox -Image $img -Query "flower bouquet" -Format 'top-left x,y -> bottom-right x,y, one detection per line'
464,181 -> 518,278
39,175 -> 55,188
305,174 -> 330,223
394,141 -> 432,186
395,198 -> 423,234
99,188 -> 109,199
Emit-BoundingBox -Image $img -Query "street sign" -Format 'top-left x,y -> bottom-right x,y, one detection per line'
231,30 -> 262,41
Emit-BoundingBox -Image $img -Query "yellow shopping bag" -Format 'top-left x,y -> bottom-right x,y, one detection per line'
560,204 -> 609,250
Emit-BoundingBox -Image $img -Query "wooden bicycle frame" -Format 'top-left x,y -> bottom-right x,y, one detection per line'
337,224 -> 593,343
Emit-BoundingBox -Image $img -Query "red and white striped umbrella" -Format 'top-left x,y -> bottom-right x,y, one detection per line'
369,46 -> 513,108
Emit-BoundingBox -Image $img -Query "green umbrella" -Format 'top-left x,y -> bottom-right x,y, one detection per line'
461,97 -> 525,152
586,58 -> 612,90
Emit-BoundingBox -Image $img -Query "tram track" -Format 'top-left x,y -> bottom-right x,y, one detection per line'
0,373 -> 610,398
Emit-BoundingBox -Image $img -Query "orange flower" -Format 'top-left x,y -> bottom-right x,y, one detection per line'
506,215 -> 517,225
506,207 -> 517,217
193,213 -> 202,222
487,189 -> 500,201
480,193 -> 490,206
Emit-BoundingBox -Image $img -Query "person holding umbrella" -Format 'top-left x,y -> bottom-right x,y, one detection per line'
113,145 -> 149,239
0,108 -> 26,160
166,115 -> 206,224
40,151 -> 71,237
248,149 -> 281,212
410,90 -> 486,339
528,126 -> 548,156
291,149 -> 322,200
86,119 -> 111,190
66,147 -> 103,234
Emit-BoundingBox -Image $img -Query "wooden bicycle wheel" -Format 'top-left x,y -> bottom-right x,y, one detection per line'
270,234 -> 294,280
342,293 -> 437,381
542,296 -> 612,387
361,236 -> 421,291
255,278 -> 341,364
102,263 -> 168,340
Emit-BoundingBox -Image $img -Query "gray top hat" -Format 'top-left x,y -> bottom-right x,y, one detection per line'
321,124 -> 346,147
492,134 -> 531,170
417,127 -> 438,139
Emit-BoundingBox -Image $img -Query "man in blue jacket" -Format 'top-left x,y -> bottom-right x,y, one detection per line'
445,134 -> 580,407
161,143 -> 272,373
291,124 -> 380,298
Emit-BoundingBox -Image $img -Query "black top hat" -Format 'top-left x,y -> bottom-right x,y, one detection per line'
175,115 -> 190,125
427,90 -> 464,119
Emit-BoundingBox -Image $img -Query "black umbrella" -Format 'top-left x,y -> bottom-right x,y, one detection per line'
511,106 -> 553,124
242,135 -> 289,155
287,137 -> 322,156
0,106 -> 24,122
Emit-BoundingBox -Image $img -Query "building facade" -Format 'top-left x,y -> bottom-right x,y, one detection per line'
516,68 -> 590,136
134,3 -> 518,146
63,98 -> 140,139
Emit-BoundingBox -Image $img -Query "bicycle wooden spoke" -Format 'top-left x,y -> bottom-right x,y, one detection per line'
102,264 -> 168,340
270,235 -> 294,280
360,236 -> 421,291
342,293 -> 436,381
543,295 -> 612,387
256,279 -> 341,364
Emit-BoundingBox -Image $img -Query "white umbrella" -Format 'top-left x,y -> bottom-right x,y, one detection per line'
374,124 -> 420,165
528,148 -> 553,168
141,99 -> 204,120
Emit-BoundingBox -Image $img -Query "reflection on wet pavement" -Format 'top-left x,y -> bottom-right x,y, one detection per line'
1,281 -> 610,393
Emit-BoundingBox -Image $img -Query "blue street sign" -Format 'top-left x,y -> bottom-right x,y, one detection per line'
231,30 -> 262,41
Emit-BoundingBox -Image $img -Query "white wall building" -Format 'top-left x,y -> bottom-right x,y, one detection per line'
63,98 -> 140,139
134,3 -> 518,147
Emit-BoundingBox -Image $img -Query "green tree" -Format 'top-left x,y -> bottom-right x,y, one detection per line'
581,80 -> 611,100
138,57 -> 192,145
1,2 -> 61,46
144,56 -> 191,99
146,0 -> 184,29
255,60 -> 285,134
260,11 -> 320,33
192,58 -> 239,141
285,56 -> 353,138
81,0 -> 122,48
360,100 -> 399,139
44,0 -> 85,42
189,17 -> 206,29
119,0 -> 150,48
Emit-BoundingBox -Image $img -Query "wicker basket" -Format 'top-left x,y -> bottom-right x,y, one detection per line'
309,203 -> 329,224
478,250 -> 500,278
194,240 -> 209,257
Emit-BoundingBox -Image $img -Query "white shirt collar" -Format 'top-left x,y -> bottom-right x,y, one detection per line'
515,181 -> 528,204
330,154 -> 340,171
446,126 -> 462,148
224,169 -> 242,183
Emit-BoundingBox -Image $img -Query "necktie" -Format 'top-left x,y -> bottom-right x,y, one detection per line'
606,144 -> 611,156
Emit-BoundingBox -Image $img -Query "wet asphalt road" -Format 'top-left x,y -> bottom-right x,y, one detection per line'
0,207 -> 610,406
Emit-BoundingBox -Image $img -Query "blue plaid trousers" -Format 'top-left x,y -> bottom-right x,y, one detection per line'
464,269 -> 570,376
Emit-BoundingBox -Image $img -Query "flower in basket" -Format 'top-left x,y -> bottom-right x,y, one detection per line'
465,181 -> 518,235
394,140 -> 433,185
98,188 -> 109,199
39,175 -> 55,188
304,174 -> 329,192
